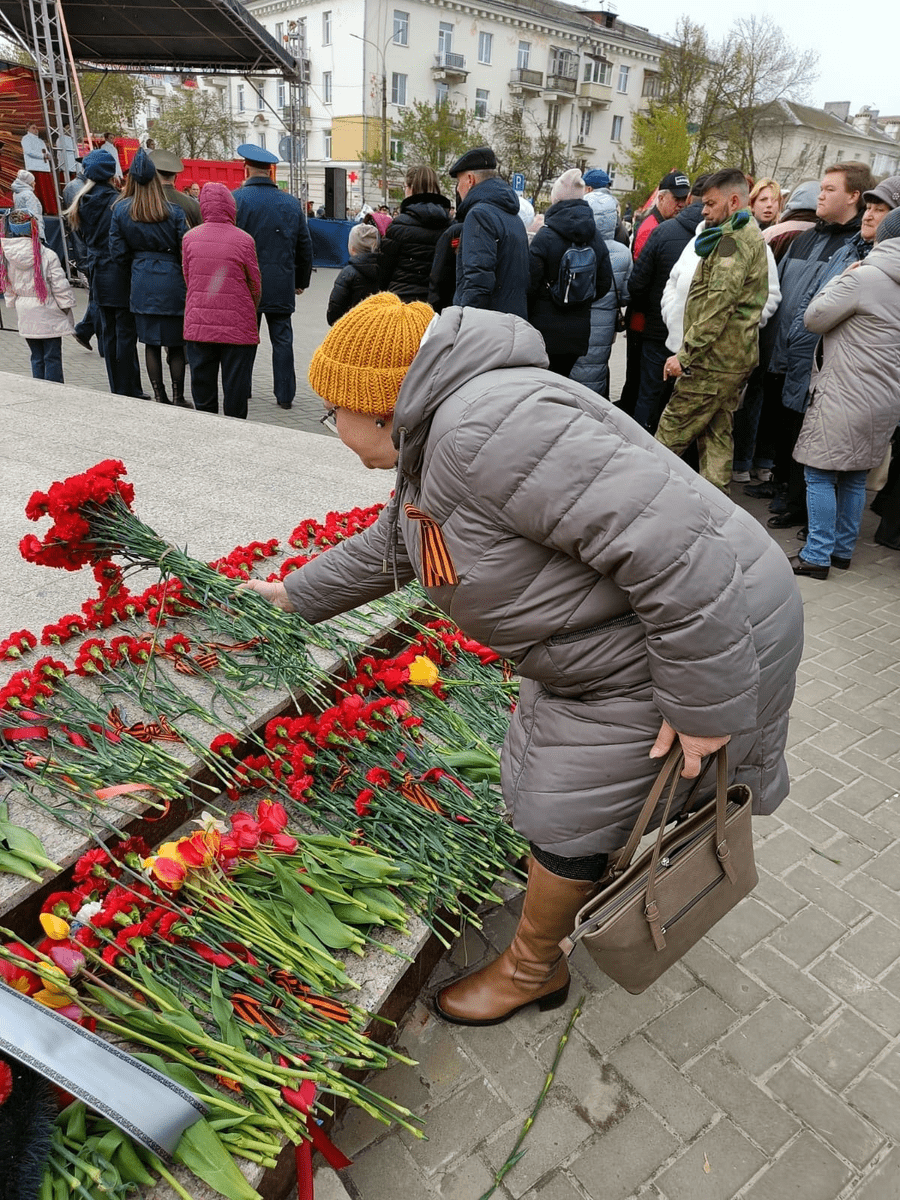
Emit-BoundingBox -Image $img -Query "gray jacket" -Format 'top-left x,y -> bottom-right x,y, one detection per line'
794,239 -> 900,471
286,309 -> 803,855
570,189 -> 632,397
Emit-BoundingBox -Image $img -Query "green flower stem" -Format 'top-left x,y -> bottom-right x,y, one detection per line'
478,996 -> 584,1200
145,1154 -> 199,1200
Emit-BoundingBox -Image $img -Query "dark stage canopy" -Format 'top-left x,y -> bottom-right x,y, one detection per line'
0,0 -> 299,76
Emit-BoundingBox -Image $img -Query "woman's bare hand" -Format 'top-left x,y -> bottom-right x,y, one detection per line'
237,578 -> 295,612
649,719 -> 731,778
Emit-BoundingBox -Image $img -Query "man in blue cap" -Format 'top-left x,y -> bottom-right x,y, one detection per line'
447,145 -> 528,318
233,144 -> 312,409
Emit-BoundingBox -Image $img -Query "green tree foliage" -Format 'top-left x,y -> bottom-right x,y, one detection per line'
80,71 -> 147,136
621,104 -> 697,207
148,88 -> 236,160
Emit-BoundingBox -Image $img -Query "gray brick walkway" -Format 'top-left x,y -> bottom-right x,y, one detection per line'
319,463 -> 900,1196
0,268 -> 340,435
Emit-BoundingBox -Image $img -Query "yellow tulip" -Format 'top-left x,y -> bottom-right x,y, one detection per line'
39,913 -> 70,941
407,655 -> 439,687
38,963 -> 70,994
34,987 -> 72,1009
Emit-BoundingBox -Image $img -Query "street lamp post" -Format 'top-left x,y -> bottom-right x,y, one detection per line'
350,31 -> 392,208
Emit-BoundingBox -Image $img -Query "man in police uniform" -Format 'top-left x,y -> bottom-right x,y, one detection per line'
233,144 -> 312,409
655,168 -> 768,492
150,149 -> 202,228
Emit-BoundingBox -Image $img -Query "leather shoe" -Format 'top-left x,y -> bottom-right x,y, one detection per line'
744,481 -> 778,498
768,511 -> 805,529
73,332 -> 92,351
789,554 -> 829,580
831,555 -> 851,570
277,401 -> 293,410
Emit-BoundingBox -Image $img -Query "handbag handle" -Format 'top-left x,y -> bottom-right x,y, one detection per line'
642,747 -> 732,950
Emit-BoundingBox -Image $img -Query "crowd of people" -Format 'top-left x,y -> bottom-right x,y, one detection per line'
3,131 -> 899,573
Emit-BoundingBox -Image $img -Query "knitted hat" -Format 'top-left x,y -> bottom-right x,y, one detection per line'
348,223 -> 379,254
82,149 -> 117,182
308,292 -> 434,415
551,168 -> 586,204
14,169 -> 35,188
875,208 -> 900,243
128,148 -> 156,185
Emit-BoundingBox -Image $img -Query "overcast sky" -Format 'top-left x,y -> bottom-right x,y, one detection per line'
574,1 -> 900,117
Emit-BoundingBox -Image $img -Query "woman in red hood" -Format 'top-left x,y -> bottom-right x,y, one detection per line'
182,182 -> 262,418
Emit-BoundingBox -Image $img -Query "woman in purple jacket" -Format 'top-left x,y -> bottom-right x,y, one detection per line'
182,183 -> 262,419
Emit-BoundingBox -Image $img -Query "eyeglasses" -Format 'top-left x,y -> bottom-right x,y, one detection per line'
319,407 -> 338,433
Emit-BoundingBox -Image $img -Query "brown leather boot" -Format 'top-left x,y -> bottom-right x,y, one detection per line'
434,858 -> 598,1026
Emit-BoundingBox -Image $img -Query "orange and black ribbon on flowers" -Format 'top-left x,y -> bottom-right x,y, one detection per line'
107,708 -> 182,744
404,505 -> 458,588
400,772 -> 444,815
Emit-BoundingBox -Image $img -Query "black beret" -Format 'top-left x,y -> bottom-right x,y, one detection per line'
447,146 -> 497,177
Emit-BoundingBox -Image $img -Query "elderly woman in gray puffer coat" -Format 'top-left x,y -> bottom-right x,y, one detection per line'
245,293 -> 803,1028
790,209 -> 900,580
570,187 -> 632,397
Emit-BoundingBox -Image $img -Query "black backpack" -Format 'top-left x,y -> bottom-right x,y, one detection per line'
549,242 -> 597,306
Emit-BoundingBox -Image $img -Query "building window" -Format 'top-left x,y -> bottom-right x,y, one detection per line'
322,11 -> 332,45
275,21 -> 284,42
258,132 -> 267,150
391,72 -> 407,106
390,136 -> 404,162
323,71 -> 332,104
617,64 -> 629,93
606,163 -> 616,183
277,81 -> 285,108
547,102 -> 559,130
518,41 -> 530,70
475,88 -> 489,119
393,10 -> 409,46
611,113 -> 623,141
237,84 -> 245,112
642,70 -> 661,99
256,84 -> 265,110
584,58 -> 611,85
579,109 -> 592,141
549,48 -> 577,79
835,148 -> 844,161
435,81 -> 449,107
438,22 -> 453,57
324,129 -> 332,159
478,32 -> 493,64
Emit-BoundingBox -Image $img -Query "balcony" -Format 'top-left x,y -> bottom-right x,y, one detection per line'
432,52 -> 468,80
578,80 -> 612,108
544,72 -> 578,98
508,67 -> 543,95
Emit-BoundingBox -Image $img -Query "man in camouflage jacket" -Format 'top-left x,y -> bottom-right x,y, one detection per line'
656,169 -> 769,491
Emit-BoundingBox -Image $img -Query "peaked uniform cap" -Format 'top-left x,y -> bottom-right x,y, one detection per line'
308,292 -> 434,415
149,149 -> 184,174
237,142 -> 279,165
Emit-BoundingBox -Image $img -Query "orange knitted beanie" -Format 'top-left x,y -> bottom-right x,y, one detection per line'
308,292 -> 435,416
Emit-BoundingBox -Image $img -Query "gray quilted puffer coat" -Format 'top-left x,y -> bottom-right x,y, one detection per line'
570,189 -> 632,397
286,308 -> 803,856
794,239 -> 900,472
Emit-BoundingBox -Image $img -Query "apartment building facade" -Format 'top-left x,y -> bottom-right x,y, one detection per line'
231,0 -> 669,207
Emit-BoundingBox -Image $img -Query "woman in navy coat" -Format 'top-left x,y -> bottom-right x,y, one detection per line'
109,149 -> 190,406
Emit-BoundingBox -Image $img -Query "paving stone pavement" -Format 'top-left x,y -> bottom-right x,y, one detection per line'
0,267 -> 339,435
316,465 -> 900,1195
4,276 -> 898,1199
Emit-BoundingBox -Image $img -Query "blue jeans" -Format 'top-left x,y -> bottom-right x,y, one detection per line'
802,466 -> 868,566
26,337 -> 63,382
255,312 -> 295,407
